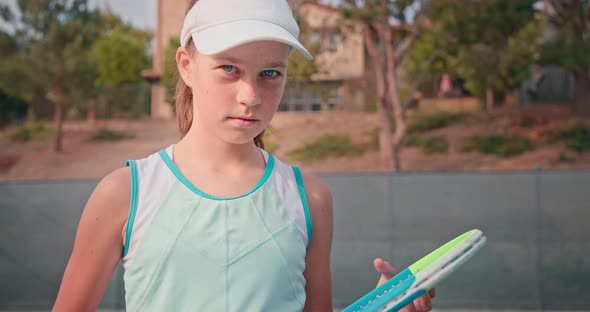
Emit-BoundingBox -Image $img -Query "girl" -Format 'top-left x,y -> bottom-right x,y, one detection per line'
52,0 -> 434,311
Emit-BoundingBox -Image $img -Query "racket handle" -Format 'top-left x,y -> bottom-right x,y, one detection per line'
342,268 -> 414,312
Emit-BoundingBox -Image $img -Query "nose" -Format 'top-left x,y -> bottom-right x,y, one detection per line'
236,78 -> 261,107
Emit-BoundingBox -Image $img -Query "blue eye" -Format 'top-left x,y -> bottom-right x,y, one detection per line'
262,70 -> 279,78
222,65 -> 237,73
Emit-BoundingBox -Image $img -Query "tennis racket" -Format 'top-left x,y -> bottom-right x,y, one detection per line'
342,229 -> 487,312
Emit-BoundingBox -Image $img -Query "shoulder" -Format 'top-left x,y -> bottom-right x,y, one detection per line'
95,167 -> 131,201
300,172 -> 332,215
300,171 -> 333,231
85,167 -> 131,221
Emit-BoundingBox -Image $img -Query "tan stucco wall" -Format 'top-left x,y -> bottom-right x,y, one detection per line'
150,1 -> 189,119
300,4 -> 365,81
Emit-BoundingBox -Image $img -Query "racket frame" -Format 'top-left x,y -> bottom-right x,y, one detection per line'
342,229 -> 487,312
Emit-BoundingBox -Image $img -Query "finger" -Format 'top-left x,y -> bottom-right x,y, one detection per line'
399,302 -> 417,312
373,258 -> 398,286
373,258 -> 397,279
413,293 -> 433,312
428,288 -> 436,298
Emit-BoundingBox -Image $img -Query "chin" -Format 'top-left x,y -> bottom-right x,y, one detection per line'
221,134 -> 259,146
220,127 -> 266,146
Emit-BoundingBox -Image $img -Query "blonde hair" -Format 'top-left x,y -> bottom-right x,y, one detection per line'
175,0 -> 265,148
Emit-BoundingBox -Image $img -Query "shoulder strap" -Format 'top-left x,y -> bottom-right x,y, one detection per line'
292,166 -> 313,249
122,159 -> 139,258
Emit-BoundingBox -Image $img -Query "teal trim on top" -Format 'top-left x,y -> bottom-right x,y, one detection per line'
293,167 -> 313,249
158,148 -> 275,201
122,160 -> 139,258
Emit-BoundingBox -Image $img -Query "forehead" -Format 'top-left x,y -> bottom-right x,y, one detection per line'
199,41 -> 290,67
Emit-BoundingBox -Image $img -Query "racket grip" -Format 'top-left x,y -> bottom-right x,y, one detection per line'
342,268 -> 415,312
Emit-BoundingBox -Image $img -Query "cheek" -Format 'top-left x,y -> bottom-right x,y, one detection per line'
193,80 -> 233,112
262,83 -> 286,108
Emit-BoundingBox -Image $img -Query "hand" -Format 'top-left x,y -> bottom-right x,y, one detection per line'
374,258 -> 436,312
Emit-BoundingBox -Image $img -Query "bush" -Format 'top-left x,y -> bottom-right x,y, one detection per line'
546,123 -> 590,154
408,112 -> 467,133
558,151 -> 575,163
369,129 -> 449,155
421,136 -> 450,154
90,128 -> 136,141
0,90 -> 27,126
288,134 -> 364,161
401,133 -> 423,147
462,134 -> 533,158
402,134 -> 449,154
7,124 -> 54,142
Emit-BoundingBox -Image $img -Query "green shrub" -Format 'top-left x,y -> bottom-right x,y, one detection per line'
370,129 -> 448,155
0,90 -> 27,125
408,112 -> 466,133
7,124 -> 54,142
289,134 -> 364,161
401,133 -> 423,147
91,128 -> 136,141
558,151 -> 575,163
421,136 -> 450,154
462,134 -> 533,157
546,123 -> 590,154
402,134 -> 449,154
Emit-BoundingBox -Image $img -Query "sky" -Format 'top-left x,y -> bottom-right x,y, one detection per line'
92,0 -> 156,30
1,0 -> 157,31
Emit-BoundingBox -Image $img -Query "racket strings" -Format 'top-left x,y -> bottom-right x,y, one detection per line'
412,237 -> 485,288
413,236 -> 483,290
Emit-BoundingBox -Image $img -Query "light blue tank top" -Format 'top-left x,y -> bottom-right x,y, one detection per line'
120,145 -> 312,311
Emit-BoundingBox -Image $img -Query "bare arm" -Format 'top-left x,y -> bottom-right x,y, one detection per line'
52,167 -> 130,312
301,172 -> 334,312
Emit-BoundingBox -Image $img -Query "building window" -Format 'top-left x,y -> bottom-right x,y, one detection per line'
310,29 -> 341,54
325,33 -> 341,53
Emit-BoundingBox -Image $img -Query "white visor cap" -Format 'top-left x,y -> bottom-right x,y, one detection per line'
180,0 -> 313,60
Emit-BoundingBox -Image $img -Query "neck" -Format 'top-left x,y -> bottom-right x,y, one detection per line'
174,126 -> 263,172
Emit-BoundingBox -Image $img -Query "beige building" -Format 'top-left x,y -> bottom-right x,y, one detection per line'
143,1 -> 370,119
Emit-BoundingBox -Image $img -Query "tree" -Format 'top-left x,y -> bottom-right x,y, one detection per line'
94,25 -> 150,87
0,2 -> 151,151
163,36 -> 180,107
0,0 -> 96,151
287,2 -> 319,82
540,0 -> 590,114
92,18 -> 150,122
341,0 -> 430,171
420,0 -> 537,110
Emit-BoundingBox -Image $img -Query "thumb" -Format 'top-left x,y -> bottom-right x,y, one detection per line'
374,258 -> 398,287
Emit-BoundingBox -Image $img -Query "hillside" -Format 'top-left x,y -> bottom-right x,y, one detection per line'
1,106 -> 589,181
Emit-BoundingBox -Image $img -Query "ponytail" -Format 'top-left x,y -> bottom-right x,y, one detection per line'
254,131 -> 265,149
175,76 -> 193,138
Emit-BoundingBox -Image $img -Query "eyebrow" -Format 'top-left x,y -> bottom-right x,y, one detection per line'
215,55 -> 287,68
265,62 -> 287,69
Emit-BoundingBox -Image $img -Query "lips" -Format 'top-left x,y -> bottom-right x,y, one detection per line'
228,116 -> 259,127
229,116 -> 258,122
